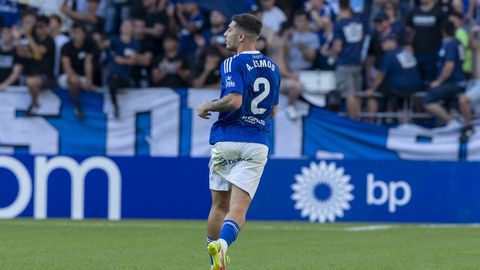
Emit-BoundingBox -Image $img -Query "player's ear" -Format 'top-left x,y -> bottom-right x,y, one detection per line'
238,32 -> 245,42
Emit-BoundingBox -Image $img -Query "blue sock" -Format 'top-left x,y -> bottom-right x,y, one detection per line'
207,236 -> 214,265
219,220 -> 240,246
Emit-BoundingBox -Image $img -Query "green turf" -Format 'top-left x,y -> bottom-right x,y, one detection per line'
0,219 -> 479,270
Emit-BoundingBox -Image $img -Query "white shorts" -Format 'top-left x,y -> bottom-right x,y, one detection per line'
57,73 -> 88,90
465,79 -> 480,103
209,142 -> 269,198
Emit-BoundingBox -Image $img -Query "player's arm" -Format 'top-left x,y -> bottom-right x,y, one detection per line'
197,93 -> 242,119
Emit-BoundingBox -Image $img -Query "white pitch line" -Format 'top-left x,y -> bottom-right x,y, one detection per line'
345,225 -> 395,232
0,220 -> 344,232
1,220 -> 479,232
419,224 -> 480,229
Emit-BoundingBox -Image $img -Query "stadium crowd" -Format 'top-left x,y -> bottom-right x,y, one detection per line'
1,0 -> 480,137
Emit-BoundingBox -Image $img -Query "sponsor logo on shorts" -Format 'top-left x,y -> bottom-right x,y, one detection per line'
218,157 -> 253,166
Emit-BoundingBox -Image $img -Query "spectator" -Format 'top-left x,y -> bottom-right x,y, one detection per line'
304,0 -> 334,45
449,13 -> 472,77
382,1 -> 407,44
322,0 -> 364,120
436,0 -> 463,16
260,0 -> 287,34
197,10 -> 230,58
458,27 -> 480,139
15,8 -> 37,62
366,12 -> 395,88
49,15 -> 70,77
285,11 -> 320,72
16,15 -> 56,116
132,19 -> 155,87
61,0 -> 104,44
0,0 -> 20,28
106,0 -> 130,35
406,0 -> 445,82
192,46 -> 222,88
0,26 -> 22,91
278,23 -> 308,120
176,0 -> 205,60
151,34 -> 191,88
200,10 -> 227,48
251,9 -> 281,58
365,33 -> 422,119
135,0 -> 168,56
106,20 -> 139,118
423,20 -> 465,127
58,23 -> 97,120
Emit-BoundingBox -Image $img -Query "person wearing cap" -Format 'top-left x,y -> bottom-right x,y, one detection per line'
422,19 -> 465,128
365,32 -> 422,119
366,12 -> 393,89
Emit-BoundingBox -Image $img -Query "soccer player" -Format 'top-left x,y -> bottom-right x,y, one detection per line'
196,13 -> 280,270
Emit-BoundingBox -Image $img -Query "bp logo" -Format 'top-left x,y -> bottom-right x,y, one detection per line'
291,161 -> 354,223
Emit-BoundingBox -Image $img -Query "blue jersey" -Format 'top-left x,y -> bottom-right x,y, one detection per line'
381,47 -> 422,92
107,36 -> 140,81
209,51 -> 280,146
333,14 -> 364,66
437,38 -> 465,84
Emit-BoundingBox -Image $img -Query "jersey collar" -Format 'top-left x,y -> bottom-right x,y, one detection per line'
238,50 -> 260,54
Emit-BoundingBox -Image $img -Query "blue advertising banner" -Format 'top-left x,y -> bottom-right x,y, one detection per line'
2,86 -> 480,161
0,155 -> 479,223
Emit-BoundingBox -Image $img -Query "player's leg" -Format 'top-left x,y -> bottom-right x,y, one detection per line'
207,189 -> 230,268
207,190 -> 231,239
208,185 -> 251,270
209,143 -> 268,270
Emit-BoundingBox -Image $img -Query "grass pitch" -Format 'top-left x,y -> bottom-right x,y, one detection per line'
0,219 -> 479,270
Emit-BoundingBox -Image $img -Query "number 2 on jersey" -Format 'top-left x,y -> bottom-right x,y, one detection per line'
251,77 -> 270,115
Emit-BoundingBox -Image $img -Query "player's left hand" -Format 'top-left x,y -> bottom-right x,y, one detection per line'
197,101 -> 212,119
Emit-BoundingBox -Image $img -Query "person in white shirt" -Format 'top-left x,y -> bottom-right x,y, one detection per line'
260,0 -> 287,34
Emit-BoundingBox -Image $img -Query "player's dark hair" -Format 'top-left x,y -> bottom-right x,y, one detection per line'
442,19 -> 455,37
232,13 -> 262,37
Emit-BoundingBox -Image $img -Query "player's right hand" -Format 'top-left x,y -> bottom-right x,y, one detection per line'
197,101 -> 212,119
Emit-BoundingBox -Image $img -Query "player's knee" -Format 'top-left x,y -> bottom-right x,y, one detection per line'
212,200 -> 229,213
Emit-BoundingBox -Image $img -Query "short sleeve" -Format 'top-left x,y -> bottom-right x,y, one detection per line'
444,42 -> 458,62
221,57 -> 243,95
